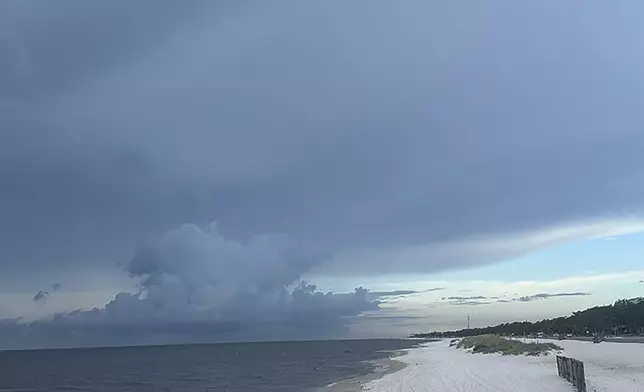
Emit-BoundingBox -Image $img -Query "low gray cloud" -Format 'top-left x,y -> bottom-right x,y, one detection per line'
440,295 -> 493,306
31,283 -> 62,303
443,296 -> 488,301
2,223 -> 379,349
33,290 -> 49,303
515,292 -> 591,302
449,300 -> 491,306
370,287 -> 444,300
370,290 -> 419,299
444,292 -> 589,306
439,292 -> 591,305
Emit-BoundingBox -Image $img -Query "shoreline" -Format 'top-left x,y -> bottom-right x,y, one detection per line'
323,356 -> 408,392
320,340 -> 437,392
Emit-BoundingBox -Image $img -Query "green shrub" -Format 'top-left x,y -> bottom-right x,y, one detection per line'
456,335 -> 561,356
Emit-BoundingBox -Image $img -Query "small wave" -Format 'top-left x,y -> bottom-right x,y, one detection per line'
49,386 -> 93,391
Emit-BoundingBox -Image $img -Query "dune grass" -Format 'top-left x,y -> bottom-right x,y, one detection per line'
455,335 -> 562,356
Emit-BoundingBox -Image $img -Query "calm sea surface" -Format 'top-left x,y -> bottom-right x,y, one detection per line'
0,339 -> 421,392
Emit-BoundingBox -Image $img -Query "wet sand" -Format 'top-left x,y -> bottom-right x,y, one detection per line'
323,356 -> 408,392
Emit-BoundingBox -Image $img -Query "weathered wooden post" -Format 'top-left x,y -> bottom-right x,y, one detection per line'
571,359 -> 578,387
556,356 -> 586,392
561,356 -> 566,379
577,359 -> 587,392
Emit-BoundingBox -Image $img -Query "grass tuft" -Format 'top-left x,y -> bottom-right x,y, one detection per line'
455,335 -> 561,356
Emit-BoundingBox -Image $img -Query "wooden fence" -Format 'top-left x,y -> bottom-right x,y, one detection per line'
556,355 -> 587,392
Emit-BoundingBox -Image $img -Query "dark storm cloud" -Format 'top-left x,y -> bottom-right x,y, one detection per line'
3,1 -> 644,276
0,0 -> 234,100
0,0 -> 244,277
4,285 -> 379,350
2,1 -> 644,346
0,224 -> 379,349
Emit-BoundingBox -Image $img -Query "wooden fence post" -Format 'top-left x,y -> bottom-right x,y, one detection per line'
556,356 -> 586,392
572,359 -> 578,387
577,360 -> 587,392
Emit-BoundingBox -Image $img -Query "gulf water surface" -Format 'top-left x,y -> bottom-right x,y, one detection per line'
0,339 -> 422,391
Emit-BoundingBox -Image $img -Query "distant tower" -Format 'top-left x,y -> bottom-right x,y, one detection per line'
467,314 -> 470,329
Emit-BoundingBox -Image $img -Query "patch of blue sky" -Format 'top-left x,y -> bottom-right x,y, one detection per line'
433,231 -> 644,283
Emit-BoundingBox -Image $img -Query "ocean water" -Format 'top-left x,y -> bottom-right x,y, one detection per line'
0,339 -> 421,391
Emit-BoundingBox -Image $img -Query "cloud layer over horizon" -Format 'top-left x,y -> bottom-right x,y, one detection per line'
3,1 -> 644,347
1,223 -> 379,349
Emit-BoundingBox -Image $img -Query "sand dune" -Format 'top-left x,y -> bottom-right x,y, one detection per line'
365,339 -> 644,392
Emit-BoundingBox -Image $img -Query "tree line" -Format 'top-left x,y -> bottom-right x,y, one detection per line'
411,297 -> 644,338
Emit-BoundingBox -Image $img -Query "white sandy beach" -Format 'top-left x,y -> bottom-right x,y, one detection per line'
364,339 -> 644,392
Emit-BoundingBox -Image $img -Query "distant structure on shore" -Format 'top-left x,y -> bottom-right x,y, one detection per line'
411,297 -> 644,339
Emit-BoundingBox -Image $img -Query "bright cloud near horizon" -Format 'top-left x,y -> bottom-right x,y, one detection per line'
2,1 -> 644,349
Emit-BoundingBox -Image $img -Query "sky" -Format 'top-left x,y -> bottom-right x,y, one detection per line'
1,1 -> 644,349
